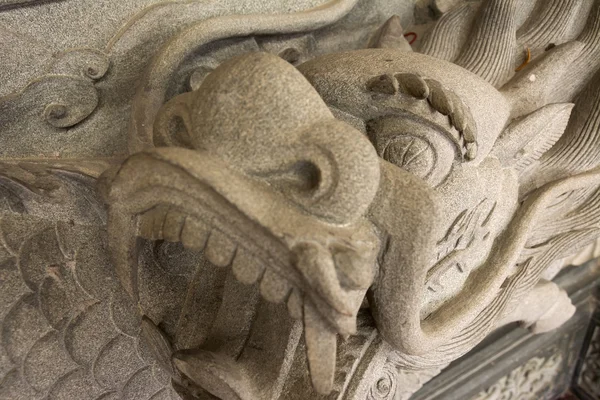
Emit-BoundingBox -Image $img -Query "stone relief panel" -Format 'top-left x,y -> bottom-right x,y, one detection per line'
577,325 -> 600,398
2,0 -> 600,399
471,355 -> 562,400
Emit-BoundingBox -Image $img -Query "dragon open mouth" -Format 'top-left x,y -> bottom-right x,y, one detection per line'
100,146 -> 381,395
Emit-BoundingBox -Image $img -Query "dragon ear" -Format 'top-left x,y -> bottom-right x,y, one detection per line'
491,103 -> 573,174
368,15 -> 413,51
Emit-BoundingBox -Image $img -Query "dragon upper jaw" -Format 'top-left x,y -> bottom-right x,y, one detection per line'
102,146 -> 381,395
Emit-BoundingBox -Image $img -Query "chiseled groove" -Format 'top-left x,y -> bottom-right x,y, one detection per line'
517,0 -> 578,50
456,2 -> 493,73
488,0 -> 518,83
406,257 -> 526,364
455,0 -> 519,87
394,267 -> 522,368
394,211 -> 600,368
521,239 -> 571,289
395,284 -> 513,368
91,334 -> 121,389
21,330 -> 77,393
554,105 -> 600,170
569,186 -> 599,206
443,262 -> 526,347
147,387 -> 170,400
419,4 -> 475,62
530,186 -> 600,245
578,0 -> 600,47
559,0 -> 600,93
533,192 -> 600,241
544,78 -> 600,174
443,228 -> 593,356
570,112 -> 600,170
396,228 -> 599,370
119,365 -> 152,398
45,368 -> 86,400
514,229 -> 599,298
478,231 -> 597,338
62,301 -> 103,368
334,328 -> 377,398
579,109 -> 600,170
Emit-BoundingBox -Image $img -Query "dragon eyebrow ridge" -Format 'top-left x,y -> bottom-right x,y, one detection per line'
366,72 -> 479,160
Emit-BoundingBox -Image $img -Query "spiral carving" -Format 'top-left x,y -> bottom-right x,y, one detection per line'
47,48 -> 110,81
368,364 -> 398,400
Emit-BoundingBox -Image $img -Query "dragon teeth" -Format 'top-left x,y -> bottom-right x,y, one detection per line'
304,302 -> 337,395
287,289 -> 303,320
162,210 -> 186,242
204,230 -> 236,267
232,249 -> 265,285
181,216 -> 210,251
138,215 -> 154,239
260,269 -> 291,303
138,206 -> 169,240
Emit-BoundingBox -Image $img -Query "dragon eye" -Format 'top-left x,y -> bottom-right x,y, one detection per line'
367,116 -> 458,186
382,136 -> 435,180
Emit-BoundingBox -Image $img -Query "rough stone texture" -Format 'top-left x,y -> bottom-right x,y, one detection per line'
411,259 -> 600,400
472,355 -> 564,400
575,317 -> 600,399
2,0 -> 600,399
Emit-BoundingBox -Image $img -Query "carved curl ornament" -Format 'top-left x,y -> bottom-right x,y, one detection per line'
7,0 -> 597,399
473,355 -> 563,400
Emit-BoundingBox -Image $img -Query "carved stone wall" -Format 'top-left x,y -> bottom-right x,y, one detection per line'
2,1 -> 600,399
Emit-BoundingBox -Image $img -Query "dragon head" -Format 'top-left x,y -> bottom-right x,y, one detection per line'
102,2 -> 600,393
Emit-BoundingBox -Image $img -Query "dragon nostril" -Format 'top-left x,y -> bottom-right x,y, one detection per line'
263,161 -> 321,194
293,161 -> 321,192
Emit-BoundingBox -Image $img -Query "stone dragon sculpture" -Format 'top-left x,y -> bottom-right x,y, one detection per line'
4,0 -> 599,399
